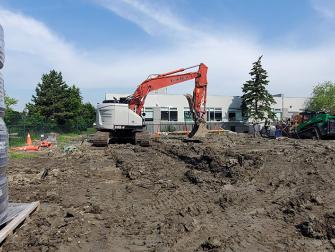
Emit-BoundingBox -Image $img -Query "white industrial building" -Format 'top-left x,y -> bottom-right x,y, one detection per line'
104,93 -> 309,132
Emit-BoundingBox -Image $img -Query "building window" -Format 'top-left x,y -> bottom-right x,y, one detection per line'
228,109 -> 242,121
272,108 -> 282,120
184,108 -> 193,121
170,107 -> 178,121
228,112 -> 236,121
207,108 -> 222,122
208,108 -> 214,121
143,107 -> 153,121
161,107 -> 178,121
161,107 -> 169,121
215,108 -> 222,121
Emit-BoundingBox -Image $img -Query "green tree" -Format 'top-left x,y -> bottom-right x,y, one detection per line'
5,96 -> 18,110
4,95 -> 22,125
241,56 -> 275,122
77,103 -> 96,130
27,70 -> 82,131
307,81 -> 335,114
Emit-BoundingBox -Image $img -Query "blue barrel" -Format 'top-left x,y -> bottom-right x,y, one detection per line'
0,25 -> 4,69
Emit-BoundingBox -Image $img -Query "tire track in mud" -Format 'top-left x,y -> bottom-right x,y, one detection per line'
114,141 -> 275,251
112,143 -> 213,211
71,140 -> 335,251
144,138 -> 335,251
110,143 -> 226,251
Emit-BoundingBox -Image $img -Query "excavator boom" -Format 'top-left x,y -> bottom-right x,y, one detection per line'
128,63 -> 208,137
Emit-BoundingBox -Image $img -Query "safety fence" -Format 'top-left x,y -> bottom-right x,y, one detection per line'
144,121 -> 250,134
7,124 -> 56,147
7,121 -> 250,147
6,123 -> 95,147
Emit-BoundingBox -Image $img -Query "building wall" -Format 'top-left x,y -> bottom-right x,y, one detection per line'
104,93 -> 309,124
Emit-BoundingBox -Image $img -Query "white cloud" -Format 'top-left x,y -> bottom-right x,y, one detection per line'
311,0 -> 335,20
95,0 -> 335,96
95,0 -> 191,36
1,2 -> 335,110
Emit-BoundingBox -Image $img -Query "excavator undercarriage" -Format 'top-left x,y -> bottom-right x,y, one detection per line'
92,131 -> 110,147
92,128 -> 150,147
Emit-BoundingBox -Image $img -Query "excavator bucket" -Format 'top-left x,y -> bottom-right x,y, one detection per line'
188,119 -> 208,138
185,94 -> 208,139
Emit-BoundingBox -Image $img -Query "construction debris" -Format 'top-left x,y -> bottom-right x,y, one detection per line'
63,145 -> 78,154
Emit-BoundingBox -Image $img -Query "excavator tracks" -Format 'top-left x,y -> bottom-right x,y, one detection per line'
134,131 -> 150,147
92,131 -> 110,147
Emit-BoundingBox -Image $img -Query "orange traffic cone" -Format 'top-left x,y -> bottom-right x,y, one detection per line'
26,132 -> 32,146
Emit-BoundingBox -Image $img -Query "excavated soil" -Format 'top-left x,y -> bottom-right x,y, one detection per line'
3,133 -> 335,251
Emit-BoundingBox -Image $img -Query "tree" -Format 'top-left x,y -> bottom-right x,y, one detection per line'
27,70 -> 86,131
5,96 -> 18,110
4,95 -> 22,125
241,56 -> 275,123
26,70 -> 96,132
77,103 -> 96,130
307,81 -> 335,114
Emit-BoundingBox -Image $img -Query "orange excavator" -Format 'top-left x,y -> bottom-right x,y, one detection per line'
93,63 -> 208,146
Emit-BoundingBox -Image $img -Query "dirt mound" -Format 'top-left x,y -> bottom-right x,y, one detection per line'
3,135 -> 335,251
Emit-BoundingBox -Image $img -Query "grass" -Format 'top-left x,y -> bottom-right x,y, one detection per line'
9,138 -> 26,148
9,132 -> 41,148
82,127 -> 96,135
8,128 -> 97,147
9,152 -> 39,159
57,133 -> 81,143
57,128 -> 96,144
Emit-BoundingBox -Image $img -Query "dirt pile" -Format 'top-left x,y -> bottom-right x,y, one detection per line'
3,133 -> 335,251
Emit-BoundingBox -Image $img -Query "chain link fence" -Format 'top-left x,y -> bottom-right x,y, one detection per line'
7,124 -> 55,147
8,121 -> 250,147
144,122 -> 224,133
144,122 -> 249,134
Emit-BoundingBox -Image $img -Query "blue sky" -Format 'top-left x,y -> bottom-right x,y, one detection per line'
1,0 -> 335,109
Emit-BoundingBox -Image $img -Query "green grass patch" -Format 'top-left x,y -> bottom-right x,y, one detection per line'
9,132 -> 41,148
57,133 -> 81,143
82,127 -> 96,135
8,127 -> 97,147
9,152 -> 39,159
9,138 -> 26,148
57,128 -> 96,144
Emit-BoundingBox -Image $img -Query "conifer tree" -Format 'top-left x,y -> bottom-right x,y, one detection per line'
241,56 -> 275,122
27,70 -> 94,131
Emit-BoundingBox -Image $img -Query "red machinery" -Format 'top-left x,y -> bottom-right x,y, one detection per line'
93,63 -> 208,146
129,63 -> 208,119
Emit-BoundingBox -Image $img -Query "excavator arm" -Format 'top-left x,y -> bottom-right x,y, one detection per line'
128,63 -> 208,137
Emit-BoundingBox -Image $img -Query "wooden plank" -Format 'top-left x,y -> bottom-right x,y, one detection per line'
0,201 -> 40,244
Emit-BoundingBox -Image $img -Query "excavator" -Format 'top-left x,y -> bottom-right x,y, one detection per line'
92,63 -> 208,147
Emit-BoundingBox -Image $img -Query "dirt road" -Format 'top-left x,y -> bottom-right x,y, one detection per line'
3,133 -> 335,251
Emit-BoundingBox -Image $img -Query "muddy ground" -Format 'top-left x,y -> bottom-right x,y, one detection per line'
3,132 -> 335,251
